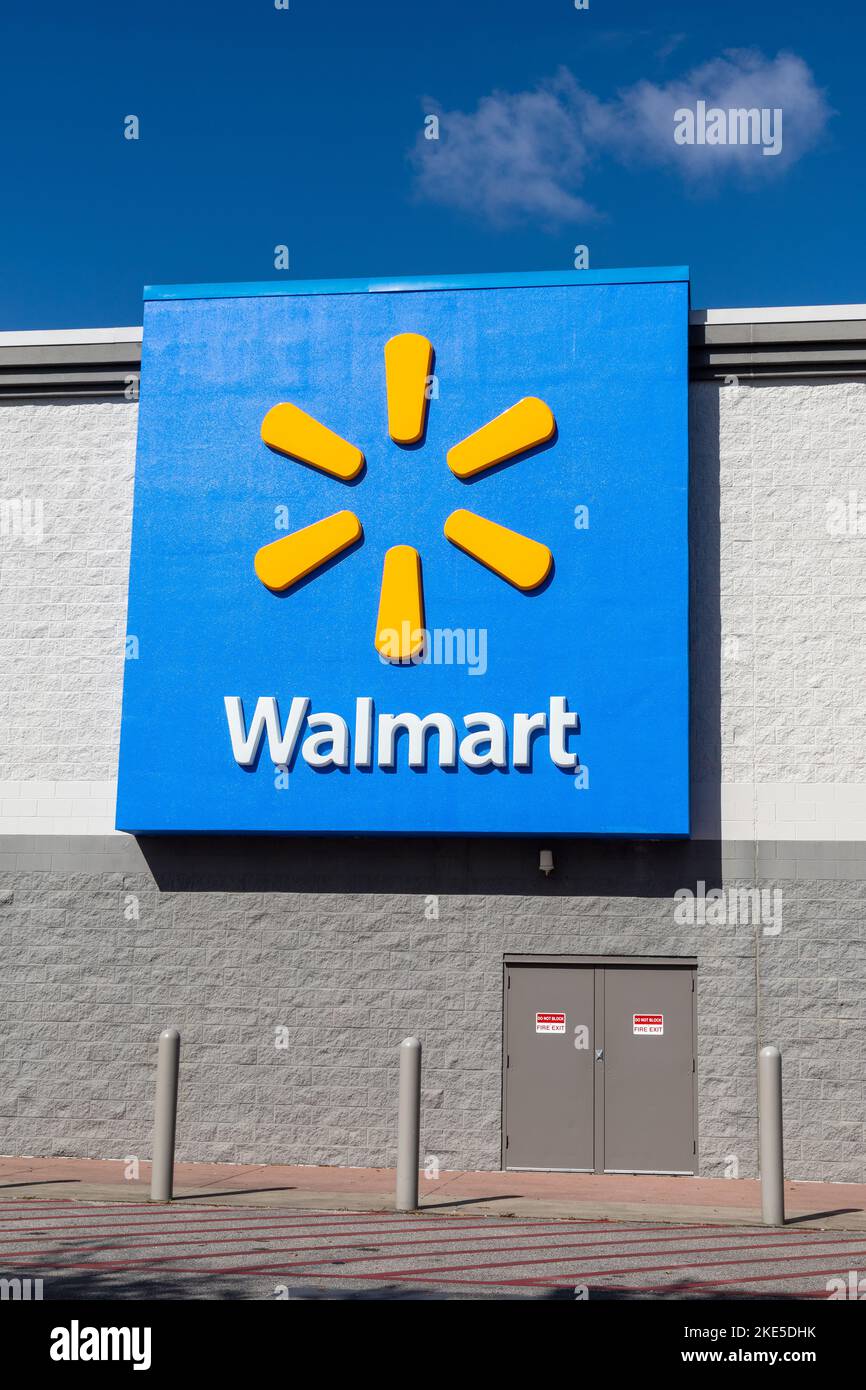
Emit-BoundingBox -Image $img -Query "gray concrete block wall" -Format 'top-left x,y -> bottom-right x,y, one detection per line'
1,378 -> 865,1181
0,858 -> 863,1181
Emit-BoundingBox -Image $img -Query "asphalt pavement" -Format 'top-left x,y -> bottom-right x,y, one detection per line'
2,1199 -> 864,1300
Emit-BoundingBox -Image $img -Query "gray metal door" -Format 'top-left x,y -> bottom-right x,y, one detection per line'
504,964 -> 595,1170
601,966 -> 696,1174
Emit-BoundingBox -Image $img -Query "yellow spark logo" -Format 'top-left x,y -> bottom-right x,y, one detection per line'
253,332 -> 555,661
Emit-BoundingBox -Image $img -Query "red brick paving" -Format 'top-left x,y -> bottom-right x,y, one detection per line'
0,1155 -> 864,1230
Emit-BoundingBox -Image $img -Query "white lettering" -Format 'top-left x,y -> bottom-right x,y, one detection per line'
224,696 -> 309,767
224,696 -> 580,774
549,696 -> 580,769
378,712 -> 458,770
354,696 -> 373,767
459,712 -> 507,769
513,711 -> 547,768
302,712 -> 349,769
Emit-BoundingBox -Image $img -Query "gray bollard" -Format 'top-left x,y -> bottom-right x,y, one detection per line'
758,1044 -> 785,1226
151,1028 -> 180,1203
396,1037 -> 422,1212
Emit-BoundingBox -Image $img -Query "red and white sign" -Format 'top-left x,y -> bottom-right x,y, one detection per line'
633,1013 -> 664,1035
536,1012 -> 566,1034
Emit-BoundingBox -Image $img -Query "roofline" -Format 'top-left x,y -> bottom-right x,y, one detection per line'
0,327 -> 142,347
2,302 -> 866,396
692,305 -> 866,324
1,303 -> 864,347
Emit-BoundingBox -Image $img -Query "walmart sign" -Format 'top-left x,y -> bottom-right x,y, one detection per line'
116,268 -> 690,835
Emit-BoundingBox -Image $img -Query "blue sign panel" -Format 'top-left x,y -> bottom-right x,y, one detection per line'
116,269 -> 689,835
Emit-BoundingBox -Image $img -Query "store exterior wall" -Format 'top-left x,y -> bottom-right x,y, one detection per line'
1,331 -> 864,1182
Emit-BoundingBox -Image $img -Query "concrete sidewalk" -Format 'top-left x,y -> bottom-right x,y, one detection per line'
1,1155 -> 865,1230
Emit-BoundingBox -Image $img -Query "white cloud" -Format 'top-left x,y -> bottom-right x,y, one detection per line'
615,50 -> 832,178
413,70 -> 603,226
411,50 -> 833,226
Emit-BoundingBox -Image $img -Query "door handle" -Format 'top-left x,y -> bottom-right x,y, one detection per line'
595,1048 -> 604,1061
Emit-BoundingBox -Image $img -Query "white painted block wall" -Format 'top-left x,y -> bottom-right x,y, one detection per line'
2,380 -> 866,841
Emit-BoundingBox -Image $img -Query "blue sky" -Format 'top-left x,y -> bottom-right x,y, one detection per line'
1,0 -> 863,327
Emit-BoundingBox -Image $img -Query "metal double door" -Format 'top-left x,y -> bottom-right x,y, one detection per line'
503,961 -> 696,1174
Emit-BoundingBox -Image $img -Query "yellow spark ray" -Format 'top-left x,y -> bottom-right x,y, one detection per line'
447,397 -> 555,478
254,510 -> 362,592
375,544 -> 425,660
261,402 -> 364,480
384,333 -> 433,444
443,509 -> 552,591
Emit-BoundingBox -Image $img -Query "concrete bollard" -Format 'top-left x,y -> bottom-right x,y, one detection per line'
396,1036 -> 422,1212
758,1044 -> 785,1226
151,1028 -> 180,1203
